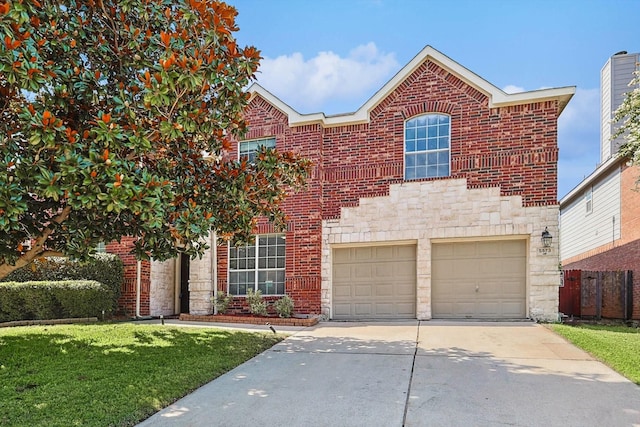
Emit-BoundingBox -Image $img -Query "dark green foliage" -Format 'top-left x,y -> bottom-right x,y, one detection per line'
1,254 -> 123,300
0,280 -> 114,322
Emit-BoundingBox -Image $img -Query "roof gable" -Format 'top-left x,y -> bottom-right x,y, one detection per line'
248,45 -> 575,127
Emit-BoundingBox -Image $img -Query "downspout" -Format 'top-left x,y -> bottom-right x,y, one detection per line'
136,259 -> 142,318
212,232 -> 218,314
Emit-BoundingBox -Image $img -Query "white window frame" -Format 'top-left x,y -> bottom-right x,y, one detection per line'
227,234 -> 286,296
239,137 -> 276,163
404,114 -> 451,180
585,186 -> 593,214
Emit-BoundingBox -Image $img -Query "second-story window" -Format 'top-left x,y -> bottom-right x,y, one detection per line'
404,114 -> 450,180
239,137 -> 276,163
585,187 -> 593,214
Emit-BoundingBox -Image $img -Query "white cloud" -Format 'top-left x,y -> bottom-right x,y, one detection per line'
256,43 -> 399,114
502,84 -> 525,94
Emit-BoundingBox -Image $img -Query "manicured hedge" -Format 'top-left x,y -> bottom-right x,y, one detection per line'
1,254 -> 123,300
0,280 -> 114,322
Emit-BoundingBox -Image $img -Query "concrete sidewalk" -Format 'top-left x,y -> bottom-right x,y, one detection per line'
137,321 -> 640,427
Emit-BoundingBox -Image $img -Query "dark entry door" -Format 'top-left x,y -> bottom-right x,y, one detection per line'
180,254 -> 190,314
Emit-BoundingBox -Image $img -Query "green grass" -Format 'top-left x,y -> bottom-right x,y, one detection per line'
0,323 -> 283,427
551,324 -> 640,384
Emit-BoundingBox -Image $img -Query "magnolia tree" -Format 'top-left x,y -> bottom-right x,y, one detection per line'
0,0 -> 311,278
615,70 -> 640,176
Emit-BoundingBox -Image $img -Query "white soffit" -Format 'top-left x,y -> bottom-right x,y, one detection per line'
247,45 -> 576,128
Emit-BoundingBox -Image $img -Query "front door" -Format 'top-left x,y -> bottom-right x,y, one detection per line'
180,254 -> 190,314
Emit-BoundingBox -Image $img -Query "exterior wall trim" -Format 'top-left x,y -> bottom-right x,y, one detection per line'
248,45 -> 575,128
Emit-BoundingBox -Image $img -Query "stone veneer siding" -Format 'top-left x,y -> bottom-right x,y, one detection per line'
149,259 -> 176,316
322,178 -> 560,321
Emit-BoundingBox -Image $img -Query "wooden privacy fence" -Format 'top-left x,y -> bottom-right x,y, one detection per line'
560,270 -> 633,320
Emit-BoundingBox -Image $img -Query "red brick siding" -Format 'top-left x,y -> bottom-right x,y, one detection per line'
320,60 -> 559,218
223,97 -> 323,314
621,164 -> 640,243
106,237 -> 150,316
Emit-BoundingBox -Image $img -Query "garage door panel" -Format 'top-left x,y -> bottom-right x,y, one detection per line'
432,240 -> 526,319
355,247 -> 373,261
395,283 -> 415,297
354,303 -> 373,316
354,284 -> 373,297
333,244 -> 416,319
333,265 -> 353,281
375,284 -> 394,297
374,246 -> 394,259
333,284 -> 352,298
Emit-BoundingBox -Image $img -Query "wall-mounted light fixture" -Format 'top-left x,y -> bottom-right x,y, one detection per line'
541,227 -> 552,248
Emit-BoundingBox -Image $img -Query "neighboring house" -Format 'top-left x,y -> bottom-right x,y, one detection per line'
559,51 -> 640,319
113,45 -> 575,321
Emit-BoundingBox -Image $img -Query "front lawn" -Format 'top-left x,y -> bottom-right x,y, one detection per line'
0,323 -> 283,426
551,323 -> 640,384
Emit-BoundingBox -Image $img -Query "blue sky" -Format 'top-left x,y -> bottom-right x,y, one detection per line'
230,0 -> 639,198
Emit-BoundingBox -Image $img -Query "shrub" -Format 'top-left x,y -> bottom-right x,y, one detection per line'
212,292 -> 233,314
1,254 -> 124,304
0,281 -> 114,322
274,295 -> 294,318
246,289 -> 268,316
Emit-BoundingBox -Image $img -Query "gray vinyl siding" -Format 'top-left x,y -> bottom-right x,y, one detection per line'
560,167 -> 621,261
601,53 -> 639,161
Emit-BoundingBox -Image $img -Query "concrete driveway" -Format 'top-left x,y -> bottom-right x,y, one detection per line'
137,321 -> 640,427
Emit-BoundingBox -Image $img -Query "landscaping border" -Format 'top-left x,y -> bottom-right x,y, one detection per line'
0,317 -> 98,328
179,313 -> 319,327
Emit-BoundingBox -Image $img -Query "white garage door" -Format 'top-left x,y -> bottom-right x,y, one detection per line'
333,245 -> 416,319
432,240 -> 526,319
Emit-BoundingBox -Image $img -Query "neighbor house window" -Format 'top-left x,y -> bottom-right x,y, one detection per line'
228,234 -> 285,296
585,187 -> 593,214
404,114 -> 450,180
95,242 -> 106,253
239,137 -> 276,162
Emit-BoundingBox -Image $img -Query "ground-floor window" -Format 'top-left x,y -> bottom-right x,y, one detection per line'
228,234 -> 285,295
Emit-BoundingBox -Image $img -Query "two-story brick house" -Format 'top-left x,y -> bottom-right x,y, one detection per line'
117,46 -> 574,321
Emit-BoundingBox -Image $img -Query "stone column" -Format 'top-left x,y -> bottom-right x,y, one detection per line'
188,234 -> 215,315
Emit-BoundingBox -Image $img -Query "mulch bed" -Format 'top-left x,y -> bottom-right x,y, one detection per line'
179,313 -> 319,327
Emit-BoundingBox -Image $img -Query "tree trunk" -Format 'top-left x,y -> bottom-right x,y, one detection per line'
0,206 -> 72,280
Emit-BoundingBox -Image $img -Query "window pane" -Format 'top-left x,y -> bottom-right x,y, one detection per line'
417,138 -> 426,151
417,126 -> 426,139
406,140 -> 416,152
416,154 -> 426,166
438,151 -> 449,164
406,154 -> 416,167
428,116 -> 438,126
439,123 -> 449,136
439,164 -> 450,176
405,128 -> 416,140
427,166 -> 438,177
428,126 -> 437,138
406,168 -> 416,180
428,138 -> 438,150
439,115 -> 449,124
439,136 -> 449,149
416,116 -> 427,126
